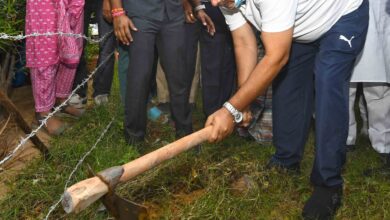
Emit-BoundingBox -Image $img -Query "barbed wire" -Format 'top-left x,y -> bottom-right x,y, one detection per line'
0,30 -> 113,44
0,51 -> 115,168
43,117 -> 115,220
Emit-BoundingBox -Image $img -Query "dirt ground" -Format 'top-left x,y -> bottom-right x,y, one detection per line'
0,86 -> 50,199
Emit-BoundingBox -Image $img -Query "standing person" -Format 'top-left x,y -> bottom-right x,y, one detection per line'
110,0 -> 213,143
92,0 -> 116,105
347,0 -> 390,175
191,0 -> 236,117
26,0 -> 85,135
204,0 -> 368,219
156,0 -> 220,116
70,0 -> 116,107
68,0 -> 97,108
182,0 -> 235,117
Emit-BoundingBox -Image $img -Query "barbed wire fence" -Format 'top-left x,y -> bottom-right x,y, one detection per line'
43,117 -> 115,220
0,30 -> 114,169
0,29 -> 119,219
0,31 -> 112,43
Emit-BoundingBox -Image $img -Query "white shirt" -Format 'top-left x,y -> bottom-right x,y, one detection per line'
221,0 -> 363,43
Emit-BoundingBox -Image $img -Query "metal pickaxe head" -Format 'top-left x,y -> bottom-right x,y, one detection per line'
89,165 -> 149,220
101,192 -> 148,220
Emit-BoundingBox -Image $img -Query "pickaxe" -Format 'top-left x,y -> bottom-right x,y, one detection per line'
62,126 -> 212,219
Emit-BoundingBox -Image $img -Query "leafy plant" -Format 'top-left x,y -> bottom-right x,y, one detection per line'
0,0 -> 26,52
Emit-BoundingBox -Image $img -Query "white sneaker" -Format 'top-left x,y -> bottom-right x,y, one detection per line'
69,94 -> 86,109
94,94 -> 109,106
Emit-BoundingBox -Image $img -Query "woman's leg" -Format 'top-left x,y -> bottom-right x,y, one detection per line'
30,65 -> 66,135
56,63 -> 84,117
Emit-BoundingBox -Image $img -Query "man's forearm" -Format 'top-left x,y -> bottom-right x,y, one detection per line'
231,23 -> 258,88
189,0 -> 202,7
183,0 -> 193,10
229,56 -> 285,111
228,26 -> 291,112
110,0 -> 123,10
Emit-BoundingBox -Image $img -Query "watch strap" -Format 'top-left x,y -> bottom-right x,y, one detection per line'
223,102 -> 242,123
194,4 -> 206,12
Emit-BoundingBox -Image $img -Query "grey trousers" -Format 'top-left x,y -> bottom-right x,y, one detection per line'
348,82 -> 390,153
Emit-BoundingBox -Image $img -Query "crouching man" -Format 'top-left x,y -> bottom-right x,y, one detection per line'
203,0 -> 368,219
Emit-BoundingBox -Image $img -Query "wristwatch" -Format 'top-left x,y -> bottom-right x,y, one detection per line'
194,4 -> 206,12
223,102 -> 243,124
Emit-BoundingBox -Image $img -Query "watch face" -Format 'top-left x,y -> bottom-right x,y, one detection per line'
234,113 -> 243,123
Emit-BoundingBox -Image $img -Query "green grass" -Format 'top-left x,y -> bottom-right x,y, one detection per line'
1,74 -> 389,219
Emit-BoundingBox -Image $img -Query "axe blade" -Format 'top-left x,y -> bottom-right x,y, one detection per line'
102,192 -> 148,220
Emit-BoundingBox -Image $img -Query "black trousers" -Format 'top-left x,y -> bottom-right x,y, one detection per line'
186,3 -> 236,117
124,16 -> 193,141
73,0 -> 116,98
92,0 -> 116,97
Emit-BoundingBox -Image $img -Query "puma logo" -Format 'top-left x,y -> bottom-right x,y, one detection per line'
339,35 -> 355,48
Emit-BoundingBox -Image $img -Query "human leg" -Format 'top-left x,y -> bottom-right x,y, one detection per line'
117,44 -> 129,104
124,18 -> 157,142
270,42 -> 317,169
189,46 -> 201,106
56,63 -> 85,117
363,83 -> 390,154
30,65 -> 66,135
156,59 -> 170,104
311,0 -> 368,187
200,4 -> 235,117
303,1 -> 369,218
71,0 -> 95,101
92,0 -> 116,102
157,17 -> 193,137
346,83 -> 358,149
185,22 -> 201,107
362,83 -> 390,176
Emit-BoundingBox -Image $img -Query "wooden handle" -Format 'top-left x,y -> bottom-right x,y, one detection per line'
63,126 -> 212,213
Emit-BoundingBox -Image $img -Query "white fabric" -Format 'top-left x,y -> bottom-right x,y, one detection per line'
350,0 -> 390,82
347,83 -> 368,145
221,0 -> 362,43
364,83 -> 390,153
347,83 -> 390,153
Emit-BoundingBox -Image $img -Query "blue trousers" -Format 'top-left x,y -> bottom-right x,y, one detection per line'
271,0 -> 369,187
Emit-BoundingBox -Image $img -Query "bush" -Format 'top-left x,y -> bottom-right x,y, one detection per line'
0,0 -> 26,52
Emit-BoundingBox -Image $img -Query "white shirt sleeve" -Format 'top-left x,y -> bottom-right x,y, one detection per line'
219,6 -> 248,31
258,0 -> 297,32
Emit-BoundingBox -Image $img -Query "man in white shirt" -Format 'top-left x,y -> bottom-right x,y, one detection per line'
203,0 -> 369,219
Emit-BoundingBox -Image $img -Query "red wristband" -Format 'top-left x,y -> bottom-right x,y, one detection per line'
112,11 -> 125,17
111,8 -> 124,13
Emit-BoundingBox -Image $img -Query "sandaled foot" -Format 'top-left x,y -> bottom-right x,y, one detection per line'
33,113 -> 67,136
62,105 -> 85,118
302,185 -> 342,220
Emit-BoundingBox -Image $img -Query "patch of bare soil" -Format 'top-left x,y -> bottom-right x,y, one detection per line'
0,86 -> 50,199
144,189 -> 206,219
